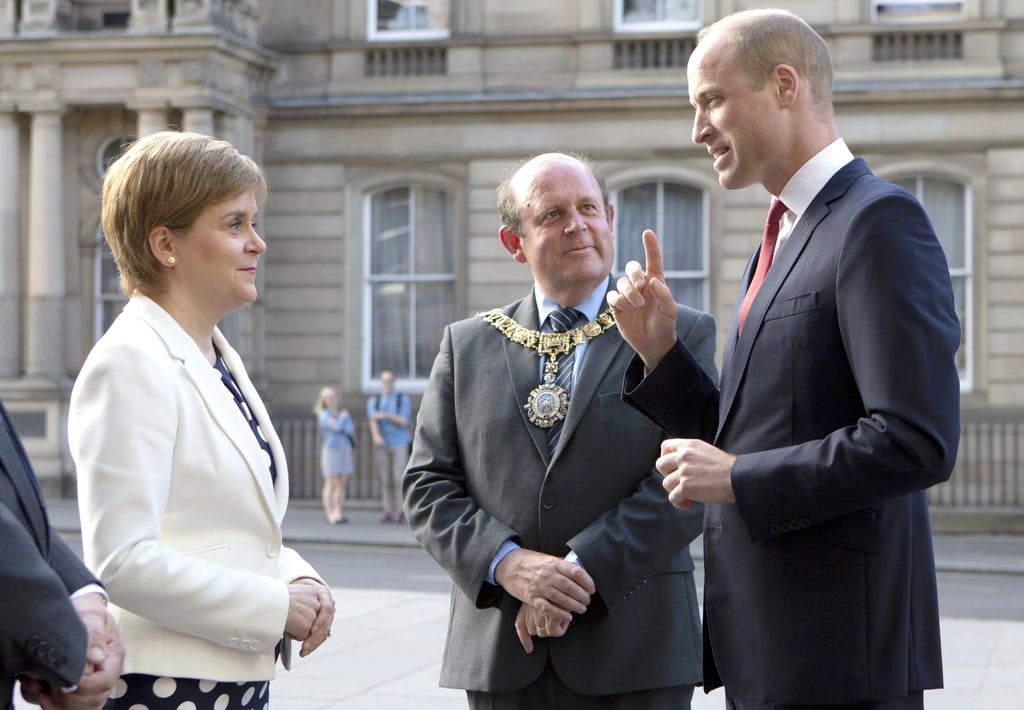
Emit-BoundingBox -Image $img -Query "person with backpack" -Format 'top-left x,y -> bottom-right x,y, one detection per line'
367,370 -> 412,523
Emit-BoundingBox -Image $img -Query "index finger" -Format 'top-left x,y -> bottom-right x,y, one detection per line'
641,229 -> 666,284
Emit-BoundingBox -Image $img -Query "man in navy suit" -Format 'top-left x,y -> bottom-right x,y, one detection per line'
609,9 -> 961,709
0,397 -> 123,709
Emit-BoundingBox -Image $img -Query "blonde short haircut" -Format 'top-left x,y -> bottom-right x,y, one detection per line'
101,130 -> 268,297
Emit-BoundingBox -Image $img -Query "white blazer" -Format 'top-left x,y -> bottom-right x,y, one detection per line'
70,294 -> 322,682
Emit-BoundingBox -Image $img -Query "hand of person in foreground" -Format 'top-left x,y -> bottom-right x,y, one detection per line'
494,548 -> 594,633
20,594 -> 125,709
658,438 -> 738,507
513,602 -> 571,654
607,229 -> 679,372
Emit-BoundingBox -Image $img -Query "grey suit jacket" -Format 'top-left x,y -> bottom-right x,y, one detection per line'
0,399 -> 95,708
624,159 -> 961,704
403,280 -> 718,696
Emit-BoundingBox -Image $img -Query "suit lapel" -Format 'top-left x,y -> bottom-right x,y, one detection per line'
554,289 -> 621,461
719,159 -> 870,433
502,297 -> 551,463
0,399 -> 50,557
127,296 -> 281,520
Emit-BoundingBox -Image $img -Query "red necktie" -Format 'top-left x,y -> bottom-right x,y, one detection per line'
737,198 -> 788,335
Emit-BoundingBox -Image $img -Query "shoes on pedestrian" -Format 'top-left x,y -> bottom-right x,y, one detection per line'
380,513 -> 394,523
334,516 -> 348,525
397,512 -> 407,524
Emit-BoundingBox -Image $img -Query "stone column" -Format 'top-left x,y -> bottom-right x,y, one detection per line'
172,0 -> 212,30
19,0 -> 71,33
136,107 -> 169,137
0,112 -> 20,377
182,106 -> 215,136
0,0 -> 16,34
25,109 -> 65,378
130,0 -> 169,31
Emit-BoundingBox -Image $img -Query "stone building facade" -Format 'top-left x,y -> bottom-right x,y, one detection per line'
1,0 -> 1022,499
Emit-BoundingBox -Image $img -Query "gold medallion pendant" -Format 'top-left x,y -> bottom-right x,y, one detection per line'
476,307 -> 616,429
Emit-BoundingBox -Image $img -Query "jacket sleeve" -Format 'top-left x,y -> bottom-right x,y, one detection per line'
0,499 -> 90,689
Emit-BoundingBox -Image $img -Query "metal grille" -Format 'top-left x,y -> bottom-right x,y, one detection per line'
365,46 -> 448,77
873,32 -> 963,61
613,37 -> 695,70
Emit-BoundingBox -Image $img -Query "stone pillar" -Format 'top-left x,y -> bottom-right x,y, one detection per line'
19,0 -> 71,33
136,107 -> 169,137
130,0 -> 169,31
182,106 -> 215,136
25,110 -> 64,378
172,0 -> 212,29
0,112 -> 20,377
219,112 -> 254,154
0,0 -> 16,34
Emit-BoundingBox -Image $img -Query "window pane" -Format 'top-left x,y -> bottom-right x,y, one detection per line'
371,281 -> 410,376
616,183 -> 657,266
666,277 -> 703,310
414,187 -> 454,274
661,183 -> 703,272
371,188 -> 411,275
377,0 -> 449,32
874,2 -> 963,22
951,275 -> 967,376
100,244 -> 122,295
414,281 -> 455,378
920,178 -> 965,269
621,0 -> 699,25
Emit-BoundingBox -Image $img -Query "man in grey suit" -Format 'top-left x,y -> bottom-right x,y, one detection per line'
0,397 -> 123,710
609,10 -> 960,709
403,151 -> 718,708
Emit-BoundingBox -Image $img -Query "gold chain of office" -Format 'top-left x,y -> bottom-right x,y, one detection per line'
475,307 -> 617,429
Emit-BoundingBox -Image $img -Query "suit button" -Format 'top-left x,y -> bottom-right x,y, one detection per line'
541,497 -> 554,510
26,635 -> 40,653
266,544 -> 279,558
799,517 -> 811,528
769,524 -> 781,535
228,637 -> 240,648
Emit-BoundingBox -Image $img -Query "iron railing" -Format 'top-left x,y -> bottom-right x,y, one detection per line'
274,408 -> 1024,512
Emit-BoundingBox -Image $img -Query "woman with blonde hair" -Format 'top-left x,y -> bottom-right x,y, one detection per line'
70,130 -> 335,709
314,386 -> 356,524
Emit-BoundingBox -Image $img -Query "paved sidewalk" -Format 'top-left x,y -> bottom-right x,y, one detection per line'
31,499 -> 1024,709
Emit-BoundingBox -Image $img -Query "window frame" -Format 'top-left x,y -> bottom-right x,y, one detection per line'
892,173 -> 973,391
92,227 -> 126,343
613,0 -> 702,34
871,0 -> 966,24
610,178 -> 710,312
361,183 -> 457,392
367,0 -> 451,42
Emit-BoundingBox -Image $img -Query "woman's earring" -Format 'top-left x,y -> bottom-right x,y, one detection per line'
167,256 -> 176,266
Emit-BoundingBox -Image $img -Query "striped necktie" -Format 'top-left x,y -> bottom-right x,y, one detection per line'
547,306 -> 581,455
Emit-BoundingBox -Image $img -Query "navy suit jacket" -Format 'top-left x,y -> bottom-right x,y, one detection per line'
624,159 -> 961,704
404,280 -> 718,696
0,399 -> 96,708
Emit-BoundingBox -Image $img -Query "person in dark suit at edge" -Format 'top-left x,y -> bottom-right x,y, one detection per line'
608,9 -> 961,710
403,151 -> 719,709
0,397 -> 124,709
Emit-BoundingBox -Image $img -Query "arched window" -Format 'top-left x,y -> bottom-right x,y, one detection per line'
364,185 -> 456,385
892,175 -> 971,386
92,135 -> 133,341
612,180 -> 708,310
93,229 -> 125,342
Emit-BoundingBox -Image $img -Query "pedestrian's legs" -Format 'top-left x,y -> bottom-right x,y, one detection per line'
390,444 -> 409,523
375,446 -> 397,521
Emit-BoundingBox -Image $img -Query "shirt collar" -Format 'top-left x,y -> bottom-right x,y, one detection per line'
535,279 -> 608,330
777,138 -> 855,222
